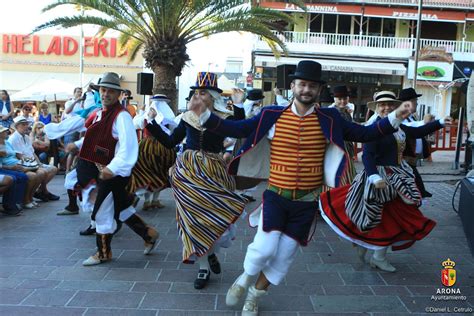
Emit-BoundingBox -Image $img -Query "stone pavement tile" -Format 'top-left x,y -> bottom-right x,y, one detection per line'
68,290 -> 145,308
16,279 -> 61,289
299,241 -> 332,253
413,253 -> 474,266
140,292 -> 216,310
310,295 -> 408,313
120,250 -> 169,262
259,312 -> 298,316
216,293 -> 315,313
10,265 -> 56,279
104,268 -> 160,282
68,249 -> 97,260
379,272 -> 438,286
146,260 -> 180,270
0,265 -> 20,278
24,237 -> 93,249
106,259 -> 148,269
307,263 -> 354,272
43,258 -> 81,267
0,288 -> 33,304
285,271 -> 344,286
165,251 -> 184,262
170,281 -> 231,294
157,269 -> 198,283
223,250 -> 247,263
264,284 -> 325,296
57,280 -> 134,291
0,257 -> 50,266
0,306 -> 86,316
29,248 -> 78,259
322,285 -> 373,295
0,247 -> 36,258
158,311 -> 236,316
47,266 -> 110,281
319,252 -> 363,264
339,272 -> 386,285
299,313 -> 366,316
0,278 -> 23,289
0,236 -> 34,247
21,289 -> 76,306
131,281 -> 171,293
84,308 -> 158,316
399,295 -> 473,313
370,285 -> 411,296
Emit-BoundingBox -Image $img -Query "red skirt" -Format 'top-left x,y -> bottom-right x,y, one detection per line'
320,185 -> 436,251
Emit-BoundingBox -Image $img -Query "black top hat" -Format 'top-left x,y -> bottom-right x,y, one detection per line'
333,85 -> 350,98
288,60 -> 326,84
398,88 -> 422,101
319,86 -> 333,103
189,72 -> 222,93
185,90 -> 195,101
247,89 -> 264,101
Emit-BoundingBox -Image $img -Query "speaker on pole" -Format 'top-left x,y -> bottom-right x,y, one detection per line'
137,72 -> 154,95
276,64 -> 296,90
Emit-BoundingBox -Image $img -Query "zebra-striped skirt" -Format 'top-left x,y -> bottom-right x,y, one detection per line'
171,150 -> 246,263
319,161 -> 436,251
128,137 -> 176,193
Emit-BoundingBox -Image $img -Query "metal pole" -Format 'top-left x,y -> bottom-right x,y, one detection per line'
453,107 -> 465,169
79,6 -> 84,87
412,0 -> 423,88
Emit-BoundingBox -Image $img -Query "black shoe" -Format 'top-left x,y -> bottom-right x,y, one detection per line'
422,191 -> 433,198
47,193 -> 60,201
1,205 -> 22,216
33,192 -> 49,202
194,269 -> 210,290
80,225 -> 96,236
208,253 -> 221,274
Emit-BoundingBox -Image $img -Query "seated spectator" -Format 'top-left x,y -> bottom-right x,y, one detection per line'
31,122 -> 66,167
0,125 -> 38,210
8,116 -> 59,202
21,104 -> 36,127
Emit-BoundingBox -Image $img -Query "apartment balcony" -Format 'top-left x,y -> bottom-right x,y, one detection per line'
298,0 -> 474,10
255,31 -> 474,62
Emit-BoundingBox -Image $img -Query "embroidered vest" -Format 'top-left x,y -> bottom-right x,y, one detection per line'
79,104 -> 123,165
269,108 -> 326,190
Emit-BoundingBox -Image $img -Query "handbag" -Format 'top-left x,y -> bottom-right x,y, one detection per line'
19,157 -> 40,171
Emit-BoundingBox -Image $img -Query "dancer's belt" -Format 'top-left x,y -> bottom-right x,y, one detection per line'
267,184 -> 320,201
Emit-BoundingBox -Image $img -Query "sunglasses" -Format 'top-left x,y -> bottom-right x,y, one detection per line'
23,108 -> 32,111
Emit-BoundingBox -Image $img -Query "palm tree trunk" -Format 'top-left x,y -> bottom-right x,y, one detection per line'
152,65 -> 179,114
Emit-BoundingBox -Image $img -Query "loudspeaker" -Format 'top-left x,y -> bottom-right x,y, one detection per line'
137,72 -> 153,95
276,64 -> 296,90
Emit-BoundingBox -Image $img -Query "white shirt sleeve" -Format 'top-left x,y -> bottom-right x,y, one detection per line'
107,112 -> 139,177
7,133 -> 24,154
387,111 -> 402,129
276,95 -> 289,106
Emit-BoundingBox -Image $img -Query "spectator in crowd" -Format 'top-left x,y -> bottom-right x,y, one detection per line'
0,125 -> 40,210
63,87 -> 84,120
122,89 -> 137,118
38,102 -> 53,124
8,116 -> 59,202
21,104 -> 35,126
0,90 -> 14,129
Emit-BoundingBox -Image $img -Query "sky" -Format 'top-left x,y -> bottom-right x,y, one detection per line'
2,0 -> 255,107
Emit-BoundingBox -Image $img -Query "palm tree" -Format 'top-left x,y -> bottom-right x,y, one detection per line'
34,0 -> 304,112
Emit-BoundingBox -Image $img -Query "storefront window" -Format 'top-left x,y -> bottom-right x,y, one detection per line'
338,15 -> 352,34
368,17 -> 382,36
323,14 -> 337,34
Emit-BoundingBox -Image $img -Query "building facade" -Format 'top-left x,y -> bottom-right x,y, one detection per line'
252,0 -> 474,120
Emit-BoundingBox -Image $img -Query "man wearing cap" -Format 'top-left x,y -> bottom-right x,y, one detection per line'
189,60 -> 412,315
78,72 -> 159,266
399,87 -> 432,198
9,116 -> 59,203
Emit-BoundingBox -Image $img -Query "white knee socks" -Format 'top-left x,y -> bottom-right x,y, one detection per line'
373,247 -> 388,260
236,272 -> 253,288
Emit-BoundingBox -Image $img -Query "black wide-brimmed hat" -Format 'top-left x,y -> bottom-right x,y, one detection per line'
289,60 -> 326,84
247,89 -> 264,101
398,88 -> 422,101
333,85 -> 350,98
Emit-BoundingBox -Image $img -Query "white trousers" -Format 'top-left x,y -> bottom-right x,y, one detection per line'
95,192 -> 136,234
243,215 -> 299,285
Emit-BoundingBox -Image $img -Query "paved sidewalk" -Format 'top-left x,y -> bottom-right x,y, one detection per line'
0,174 -> 472,315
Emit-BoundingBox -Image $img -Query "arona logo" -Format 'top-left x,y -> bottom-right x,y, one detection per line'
441,258 -> 456,287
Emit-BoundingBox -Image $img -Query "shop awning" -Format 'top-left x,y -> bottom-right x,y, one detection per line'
255,56 -> 407,76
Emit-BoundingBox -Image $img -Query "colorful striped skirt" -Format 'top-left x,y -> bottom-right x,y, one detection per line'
128,137 -> 176,194
171,150 -> 246,263
319,162 -> 436,251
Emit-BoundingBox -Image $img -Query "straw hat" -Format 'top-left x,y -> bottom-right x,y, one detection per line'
366,91 -> 401,111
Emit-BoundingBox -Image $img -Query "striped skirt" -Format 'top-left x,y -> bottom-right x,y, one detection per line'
171,150 -> 246,263
128,137 -> 176,193
319,161 -> 436,251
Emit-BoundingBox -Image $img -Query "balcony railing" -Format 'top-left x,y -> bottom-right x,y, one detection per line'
255,31 -> 474,61
296,0 -> 474,9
